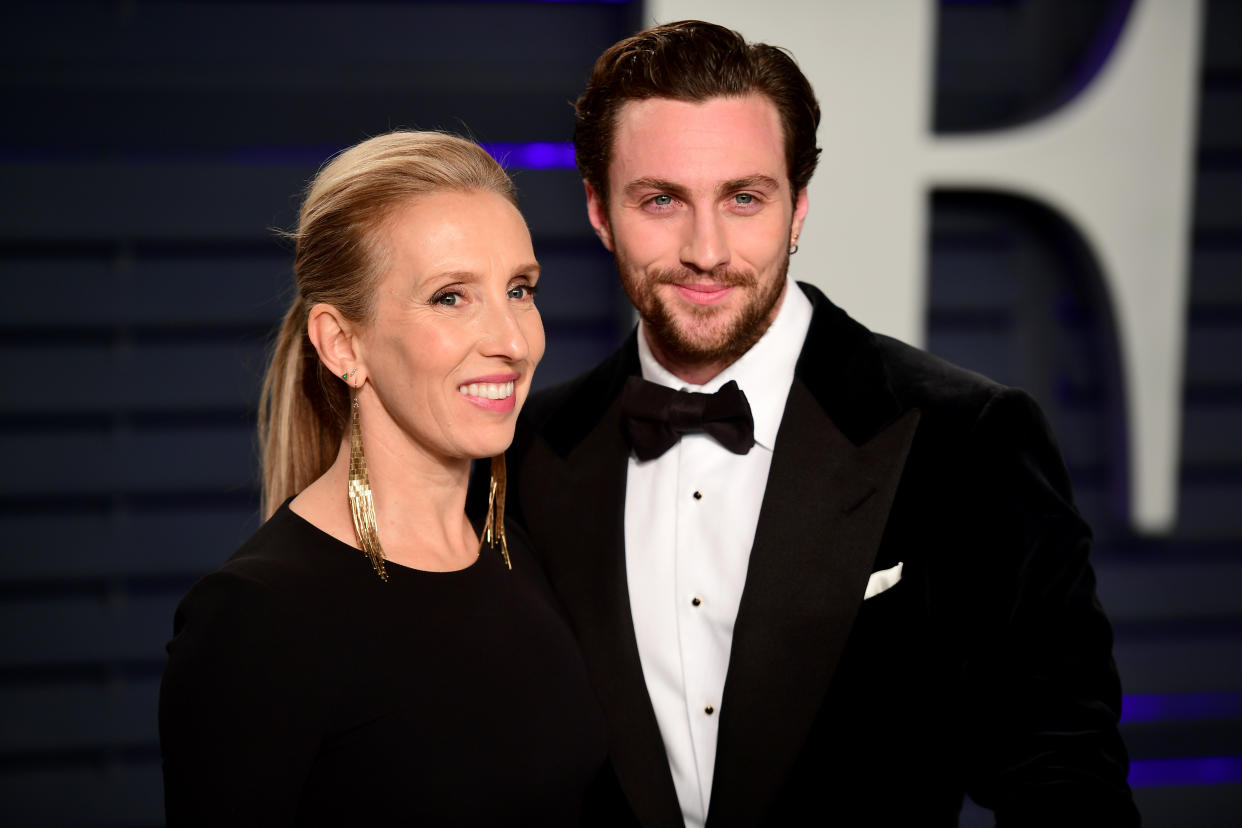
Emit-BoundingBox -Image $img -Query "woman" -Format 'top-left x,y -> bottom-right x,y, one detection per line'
159,132 -> 607,826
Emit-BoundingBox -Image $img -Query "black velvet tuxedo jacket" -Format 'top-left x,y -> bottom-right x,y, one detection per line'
506,283 -> 1138,827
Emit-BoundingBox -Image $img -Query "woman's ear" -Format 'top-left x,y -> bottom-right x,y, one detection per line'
307,303 -> 365,386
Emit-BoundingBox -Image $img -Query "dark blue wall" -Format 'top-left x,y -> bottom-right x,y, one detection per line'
0,1 -> 1237,825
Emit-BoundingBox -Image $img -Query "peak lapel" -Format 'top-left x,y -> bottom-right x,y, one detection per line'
706,386 -> 920,827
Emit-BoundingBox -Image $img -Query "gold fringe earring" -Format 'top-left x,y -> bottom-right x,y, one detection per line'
347,383 -> 388,582
481,454 -> 511,570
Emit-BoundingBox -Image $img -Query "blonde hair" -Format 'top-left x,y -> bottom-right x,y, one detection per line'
258,131 -> 517,518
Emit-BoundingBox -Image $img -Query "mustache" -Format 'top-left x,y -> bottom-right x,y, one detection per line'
649,266 -> 757,288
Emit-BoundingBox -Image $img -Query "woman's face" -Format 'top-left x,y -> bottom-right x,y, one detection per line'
357,188 -> 544,464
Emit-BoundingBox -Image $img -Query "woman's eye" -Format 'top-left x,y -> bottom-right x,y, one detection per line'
432,291 -> 461,306
508,284 -> 538,300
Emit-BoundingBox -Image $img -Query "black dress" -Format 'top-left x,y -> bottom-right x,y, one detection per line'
159,500 -> 608,827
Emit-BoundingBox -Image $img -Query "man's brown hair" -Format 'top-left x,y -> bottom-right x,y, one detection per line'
573,19 -> 822,203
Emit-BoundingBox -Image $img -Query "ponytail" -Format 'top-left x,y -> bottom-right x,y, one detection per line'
258,302 -> 348,518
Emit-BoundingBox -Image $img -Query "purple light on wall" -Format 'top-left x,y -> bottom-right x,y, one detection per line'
483,142 -> 577,170
1129,757 -> 1242,788
1122,692 -> 1242,724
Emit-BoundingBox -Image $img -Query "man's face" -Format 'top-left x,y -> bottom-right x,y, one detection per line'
587,94 -> 808,382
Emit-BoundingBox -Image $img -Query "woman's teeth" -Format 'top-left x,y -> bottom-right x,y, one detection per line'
458,381 -> 515,400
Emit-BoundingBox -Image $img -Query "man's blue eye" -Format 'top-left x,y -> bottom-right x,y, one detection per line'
735,193 -> 754,205
652,194 -> 673,206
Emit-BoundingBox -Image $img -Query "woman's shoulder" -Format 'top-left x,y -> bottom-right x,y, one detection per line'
223,499 -> 357,583
161,505 -> 353,753
174,501 -> 357,630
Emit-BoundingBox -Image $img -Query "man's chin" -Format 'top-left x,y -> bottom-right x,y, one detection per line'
648,316 -> 742,365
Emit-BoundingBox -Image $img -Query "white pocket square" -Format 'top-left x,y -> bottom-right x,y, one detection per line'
863,562 -> 903,600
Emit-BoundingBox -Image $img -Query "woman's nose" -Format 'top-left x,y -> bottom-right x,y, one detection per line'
479,300 -> 530,362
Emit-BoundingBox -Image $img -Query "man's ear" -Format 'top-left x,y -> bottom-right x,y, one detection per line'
584,180 -> 614,252
307,303 -> 365,385
791,187 -> 810,244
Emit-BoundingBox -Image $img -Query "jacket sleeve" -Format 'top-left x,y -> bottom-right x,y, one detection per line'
959,388 -> 1139,826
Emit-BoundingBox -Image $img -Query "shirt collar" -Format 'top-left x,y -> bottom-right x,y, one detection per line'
636,277 -> 813,451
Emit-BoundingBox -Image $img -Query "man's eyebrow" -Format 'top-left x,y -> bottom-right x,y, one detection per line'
623,177 -> 690,199
622,175 -> 781,200
718,175 -> 780,195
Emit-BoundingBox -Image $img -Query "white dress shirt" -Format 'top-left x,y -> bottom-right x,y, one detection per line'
624,278 -> 813,827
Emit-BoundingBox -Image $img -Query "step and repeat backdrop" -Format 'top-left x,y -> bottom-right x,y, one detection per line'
1,1 -> 1238,825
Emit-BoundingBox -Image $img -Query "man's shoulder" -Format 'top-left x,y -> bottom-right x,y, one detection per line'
521,332 -> 639,440
796,282 -> 1007,436
870,332 -> 1004,414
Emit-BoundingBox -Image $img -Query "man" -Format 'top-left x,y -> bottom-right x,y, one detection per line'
506,20 -> 1138,827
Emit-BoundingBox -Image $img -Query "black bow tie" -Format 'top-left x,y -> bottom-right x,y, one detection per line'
620,376 -> 755,461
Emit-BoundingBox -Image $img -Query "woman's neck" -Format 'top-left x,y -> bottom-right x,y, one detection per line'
291,428 -> 479,573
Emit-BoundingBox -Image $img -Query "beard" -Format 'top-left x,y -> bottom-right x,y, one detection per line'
617,252 -> 790,370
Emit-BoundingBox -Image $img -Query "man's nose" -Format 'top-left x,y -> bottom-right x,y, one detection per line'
679,209 -> 730,273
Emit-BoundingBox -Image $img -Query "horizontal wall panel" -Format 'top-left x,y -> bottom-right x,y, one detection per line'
4,3 -> 624,67
1183,327 -> 1242,386
4,342 -> 266,413
1032,407 -> 1111,469
0,592 -> 178,667
2,250 -> 290,329
1123,719 -> 1242,759
1134,785 -> 1242,828
533,329 -> 628,390
1199,85 -> 1242,152
0,426 -> 255,496
1190,247 -> 1242,305
1177,482 -> 1242,538
1094,561 -> 1242,622
1193,167 -> 1242,232
1113,635 -> 1242,694
1181,404 -> 1242,467
2,88 -> 583,150
1203,1 -> 1242,72
0,677 -> 158,753
3,3 -> 633,153
926,249 -> 1022,310
2,246 -> 620,332
0,164 -> 596,242
1068,486 -> 1124,535
514,168 -> 600,240
524,247 -> 621,323
0,161 -> 315,241
0,762 -> 163,828
0,506 -> 259,581
925,331 -> 1017,387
